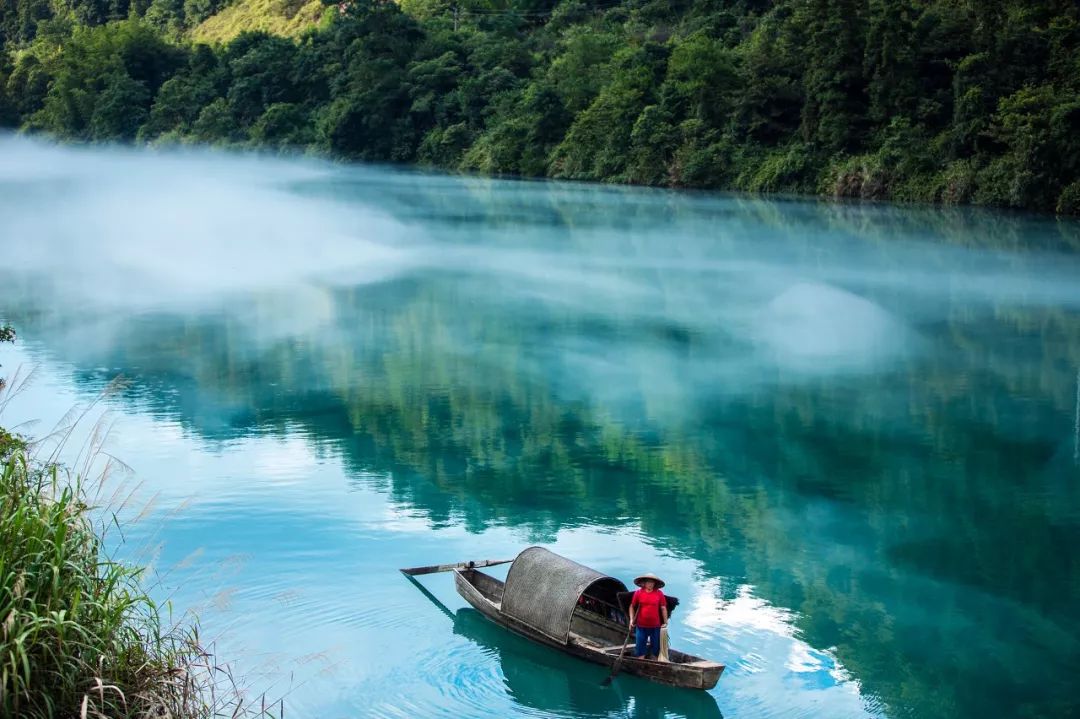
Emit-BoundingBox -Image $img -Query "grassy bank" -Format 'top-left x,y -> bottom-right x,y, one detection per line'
1,328 -> 272,718
1,440 -> 227,718
191,0 -> 329,45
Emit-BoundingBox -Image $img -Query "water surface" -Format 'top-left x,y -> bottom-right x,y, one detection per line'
1,137 -> 1079,719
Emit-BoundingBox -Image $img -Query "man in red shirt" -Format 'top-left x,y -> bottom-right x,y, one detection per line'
629,572 -> 668,660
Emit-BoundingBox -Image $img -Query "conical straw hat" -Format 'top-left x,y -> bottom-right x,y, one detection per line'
633,573 -> 665,589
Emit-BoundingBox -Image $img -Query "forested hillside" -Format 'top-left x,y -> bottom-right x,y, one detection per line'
2,0 -> 1078,213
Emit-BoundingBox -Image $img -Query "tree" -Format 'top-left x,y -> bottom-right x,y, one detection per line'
190,96 -> 240,142
4,54 -> 50,120
226,33 -> 301,126
733,10 -> 803,144
2,0 -> 1079,214
863,0 -> 917,126
27,20 -> 180,139
140,72 -> 217,140
976,83 -> 1080,210
663,31 -> 739,127
249,102 -> 313,147
550,45 -> 665,181
798,0 -> 868,152
0,0 -> 52,44
545,28 -> 620,114
144,0 -> 186,35
626,103 -> 676,184
89,69 -> 150,139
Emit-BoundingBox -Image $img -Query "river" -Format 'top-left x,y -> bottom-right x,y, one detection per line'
1,137 -> 1078,719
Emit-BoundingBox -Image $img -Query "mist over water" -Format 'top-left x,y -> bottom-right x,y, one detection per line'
2,135 -> 1080,719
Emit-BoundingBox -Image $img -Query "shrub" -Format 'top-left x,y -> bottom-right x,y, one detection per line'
1057,181 -> 1080,216
824,153 -> 890,200
937,160 -> 977,206
0,439 -> 276,718
418,122 -> 471,167
738,144 -> 819,194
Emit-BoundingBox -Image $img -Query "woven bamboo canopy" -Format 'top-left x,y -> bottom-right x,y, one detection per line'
501,546 -> 628,643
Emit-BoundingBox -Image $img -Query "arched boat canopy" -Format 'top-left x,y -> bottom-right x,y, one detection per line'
501,546 -> 628,644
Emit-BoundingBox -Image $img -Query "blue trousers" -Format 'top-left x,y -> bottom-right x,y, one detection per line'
635,626 -> 661,657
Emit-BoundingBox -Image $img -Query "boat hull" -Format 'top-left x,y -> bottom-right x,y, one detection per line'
454,569 -> 723,690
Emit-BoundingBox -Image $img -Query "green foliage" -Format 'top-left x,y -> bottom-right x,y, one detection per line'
138,71 -> 217,139
1,0 -> 1078,212
934,159 -> 977,206
550,45 -> 664,181
460,113 -> 535,174
89,69 -> 151,139
973,84 -> 1080,211
863,0 -> 917,125
26,20 -> 182,140
248,100 -> 312,146
546,28 -> 620,114
821,117 -> 938,200
734,11 -> 803,144
668,120 -> 732,187
191,0 -> 326,44
0,444 -> 272,718
64,0 -> 141,26
225,32 -> 301,124
0,0 -> 52,45
0,324 -> 13,395
0,317 -> 270,716
1058,181 -> 1080,215
663,31 -> 738,126
6,55 -> 53,121
799,0 -> 868,151
825,153 -> 890,200
183,0 -> 229,27
738,143 -> 819,194
626,104 -> 675,185
144,0 -> 187,36
0,427 -> 24,458
0,62 -> 15,127
189,95 -> 239,142
419,121 -> 471,166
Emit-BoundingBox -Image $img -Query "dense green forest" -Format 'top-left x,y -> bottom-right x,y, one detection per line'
1,0 -> 1079,213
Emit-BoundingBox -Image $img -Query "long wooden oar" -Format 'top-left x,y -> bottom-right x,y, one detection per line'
403,575 -> 456,619
600,622 -> 635,686
399,558 -> 513,576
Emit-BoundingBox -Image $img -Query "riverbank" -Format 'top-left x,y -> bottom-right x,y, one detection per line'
2,1 -> 1078,215
0,434 -> 280,718
0,330 -> 273,718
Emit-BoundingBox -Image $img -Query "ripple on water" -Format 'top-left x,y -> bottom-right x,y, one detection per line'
368,644 -> 506,719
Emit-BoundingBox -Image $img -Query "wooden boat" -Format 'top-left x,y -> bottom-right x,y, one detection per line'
404,546 -> 724,690
451,607 -> 724,718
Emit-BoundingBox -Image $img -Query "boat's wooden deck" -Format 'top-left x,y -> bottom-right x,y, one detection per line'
569,633 -> 630,652
569,634 -> 715,666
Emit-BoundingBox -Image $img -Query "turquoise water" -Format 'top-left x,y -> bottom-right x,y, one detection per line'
1,137 -> 1079,719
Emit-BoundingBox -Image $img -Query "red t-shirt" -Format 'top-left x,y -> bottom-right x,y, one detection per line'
631,588 -> 666,628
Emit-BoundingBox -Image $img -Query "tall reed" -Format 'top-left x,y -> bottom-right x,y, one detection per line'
0,433 -> 278,718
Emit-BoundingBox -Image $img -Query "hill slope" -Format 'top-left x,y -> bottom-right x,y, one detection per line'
191,0 -> 327,44
2,0 -> 1078,214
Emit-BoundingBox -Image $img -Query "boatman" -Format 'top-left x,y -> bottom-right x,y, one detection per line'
629,572 -> 668,660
